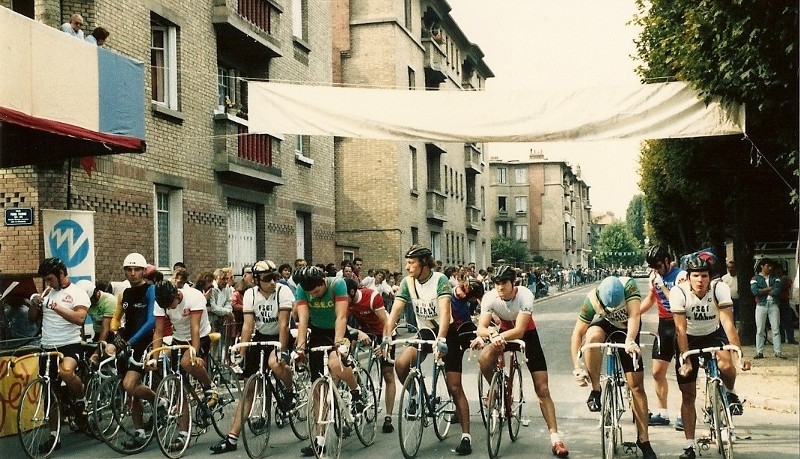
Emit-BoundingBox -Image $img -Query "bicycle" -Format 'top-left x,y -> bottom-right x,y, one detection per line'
389,336 -> 455,459
679,344 -> 742,459
578,331 -> 658,459
481,339 -> 528,459
306,343 -> 378,459
205,332 -> 240,439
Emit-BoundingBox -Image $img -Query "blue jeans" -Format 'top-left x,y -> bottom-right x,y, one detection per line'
755,299 -> 781,355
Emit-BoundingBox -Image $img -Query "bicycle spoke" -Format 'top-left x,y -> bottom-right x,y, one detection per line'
486,372 -> 503,459
398,374 -> 424,459
290,364 -> 311,440
18,378 -> 58,459
507,360 -> 524,441
241,374 -> 271,458
432,366 -> 453,441
355,369 -> 378,446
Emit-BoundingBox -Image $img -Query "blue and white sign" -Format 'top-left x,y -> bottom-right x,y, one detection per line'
42,209 -> 95,283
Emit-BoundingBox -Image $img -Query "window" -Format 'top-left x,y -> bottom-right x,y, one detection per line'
515,196 -> 527,214
409,146 -> 418,191
292,0 -> 306,39
497,224 -> 507,237
431,232 -> 441,261
468,240 -> 476,266
515,224 -> 528,241
154,186 -> 183,269
297,211 -> 312,261
515,168 -> 527,184
496,167 -> 507,184
408,67 -> 415,89
411,226 -> 419,244
151,16 -> 178,109
218,66 -> 243,111
228,201 -> 257,277
404,0 -> 412,29
498,196 -> 507,213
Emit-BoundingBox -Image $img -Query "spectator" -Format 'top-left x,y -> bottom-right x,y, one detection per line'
60,14 -> 84,39
721,260 -> 741,323
774,264 -> 797,345
85,27 -> 110,46
750,258 -> 784,359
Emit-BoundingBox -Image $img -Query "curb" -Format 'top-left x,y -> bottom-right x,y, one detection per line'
745,395 -> 799,414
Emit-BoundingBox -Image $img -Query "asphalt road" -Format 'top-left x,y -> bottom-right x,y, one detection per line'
3,279 -> 798,458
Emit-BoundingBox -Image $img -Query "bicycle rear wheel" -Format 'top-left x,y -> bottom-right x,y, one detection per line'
600,379 -> 617,459
367,355 -> 384,410
17,378 -> 59,459
307,378 -> 342,459
154,374 -> 190,459
431,367 -> 453,441
210,370 -> 239,439
355,369 -> 378,446
478,372 -> 488,428
99,375 -> 154,455
711,383 -> 734,459
91,375 -> 117,439
241,374 -> 271,459
398,373 -> 424,459
289,364 -> 311,440
507,358 -> 524,441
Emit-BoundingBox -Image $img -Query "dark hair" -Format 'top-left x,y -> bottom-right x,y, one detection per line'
173,261 -> 187,270
340,259 -> 353,269
278,263 -> 292,274
91,26 -> 110,40
344,278 -> 359,297
96,280 -> 112,294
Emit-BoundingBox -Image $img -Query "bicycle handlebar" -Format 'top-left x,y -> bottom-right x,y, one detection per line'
679,344 -> 742,367
230,340 -> 282,353
578,340 -> 656,372
8,351 -> 65,377
144,344 -> 197,367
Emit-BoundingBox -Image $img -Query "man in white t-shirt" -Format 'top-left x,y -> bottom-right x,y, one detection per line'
670,250 -> 751,459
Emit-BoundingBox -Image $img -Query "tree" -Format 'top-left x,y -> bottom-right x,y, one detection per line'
491,236 -> 531,266
626,194 -> 646,245
594,222 -> 642,268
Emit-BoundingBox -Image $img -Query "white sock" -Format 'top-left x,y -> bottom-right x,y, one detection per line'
316,435 -> 325,447
685,439 -> 695,449
50,430 -> 57,438
550,432 -> 561,445
461,433 -> 471,442
136,428 -> 145,437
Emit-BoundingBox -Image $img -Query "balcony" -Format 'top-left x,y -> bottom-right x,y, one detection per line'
426,189 -> 448,223
466,204 -> 482,232
213,113 -> 284,189
464,143 -> 482,174
422,38 -> 447,87
213,0 -> 283,61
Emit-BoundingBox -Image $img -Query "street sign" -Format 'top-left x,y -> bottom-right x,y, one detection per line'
4,207 -> 34,226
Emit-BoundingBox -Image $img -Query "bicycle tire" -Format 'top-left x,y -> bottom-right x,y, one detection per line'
241,374 -> 271,459
154,374 -> 190,459
600,379 -> 616,459
210,369 -> 239,439
398,372 -> 424,459
712,383 -> 734,459
486,371 -> 504,459
478,371 -> 488,428
367,353 -> 384,413
307,378 -> 342,459
289,364 -> 311,440
431,365 -> 453,441
88,374 -> 116,439
100,375 -> 154,455
355,368 -> 378,446
507,357 -> 524,441
17,377 -> 59,459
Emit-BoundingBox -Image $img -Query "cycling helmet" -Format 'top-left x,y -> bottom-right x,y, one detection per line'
75,279 -> 97,300
404,244 -> 433,259
154,280 -> 179,307
293,266 -> 325,291
493,265 -> 517,283
252,260 -> 277,276
344,277 -> 359,297
646,245 -> 670,267
38,257 -> 66,276
123,252 -> 147,268
597,276 -> 625,309
681,249 -> 717,272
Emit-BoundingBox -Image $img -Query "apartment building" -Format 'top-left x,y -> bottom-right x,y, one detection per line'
487,150 -> 593,268
1,0 -> 335,280
331,0 -> 494,271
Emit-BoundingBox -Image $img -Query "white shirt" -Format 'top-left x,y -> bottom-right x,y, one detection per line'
154,287 -> 211,342
60,23 -> 84,39
721,273 -> 738,299
40,283 -> 90,347
242,284 -> 294,336
669,281 -> 732,336
480,286 -> 536,331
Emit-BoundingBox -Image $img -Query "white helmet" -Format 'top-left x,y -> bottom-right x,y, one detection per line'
123,252 -> 147,268
75,279 -> 97,299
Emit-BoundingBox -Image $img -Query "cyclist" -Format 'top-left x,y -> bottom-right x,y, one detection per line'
151,280 -> 217,452
28,257 -> 90,452
110,252 -> 158,449
475,265 -> 569,458
640,245 -> 687,428
343,277 -> 397,433
383,245 -> 473,456
210,260 -> 295,454
293,265 -> 363,457
569,276 -> 657,459
76,279 -> 117,364
671,250 -> 751,459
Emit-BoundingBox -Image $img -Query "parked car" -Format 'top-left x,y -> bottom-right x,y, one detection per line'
632,269 -> 649,278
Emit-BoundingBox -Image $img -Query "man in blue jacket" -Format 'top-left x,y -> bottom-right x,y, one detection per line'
750,258 -> 785,359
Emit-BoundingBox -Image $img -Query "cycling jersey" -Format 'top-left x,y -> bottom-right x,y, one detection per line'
242,283 -> 294,335
480,286 -> 537,332
348,287 -> 385,336
154,287 -> 211,342
40,283 -> 90,348
650,267 -> 687,319
120,283 -> 155,346
449,289 -> 473,329
295,277 -> 348,329
578,277 -> 640,329
669,280 -> 732,336
395,271 -> 451,330
87,291 -> 116,337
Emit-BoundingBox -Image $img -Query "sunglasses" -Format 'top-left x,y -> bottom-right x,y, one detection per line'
259,273 -> 279,283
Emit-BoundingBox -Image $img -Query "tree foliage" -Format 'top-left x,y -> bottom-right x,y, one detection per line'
626,194 -> 646,245
491,236 -> 531,265
594,222 -> 642,268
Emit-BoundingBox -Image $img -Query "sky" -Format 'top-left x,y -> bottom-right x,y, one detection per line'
450,0 -> 645,218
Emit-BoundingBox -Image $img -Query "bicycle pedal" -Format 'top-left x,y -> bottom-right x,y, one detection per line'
621,441 -> 637,454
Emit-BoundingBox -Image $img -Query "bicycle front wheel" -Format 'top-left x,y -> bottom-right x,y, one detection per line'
478,372 -> 488,428
155,374 -> 191,459
18,378 -> 59,459
711,383 -> 734,459
241,374 -> 271,459
431,366 -> 453,441
355,368 -> 378,446
367,355 -> 384,410
210,370 -> 239,439
398,373 -> 424,459
486,371 -> 504,459
289,364 -> 311,440
91,375 -> 117,439
100,375 -> 154,455
507,358 -> 524,441
307,378 -> 342,459
600,379 -> 617,459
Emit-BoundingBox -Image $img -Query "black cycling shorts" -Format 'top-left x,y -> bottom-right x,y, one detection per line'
651,318 -> 676,362
588,319 -> 643,374
675,327 -> 728,385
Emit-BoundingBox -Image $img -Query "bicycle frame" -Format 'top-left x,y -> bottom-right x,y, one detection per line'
483,338 -> 528,459
389,337 -> 444,425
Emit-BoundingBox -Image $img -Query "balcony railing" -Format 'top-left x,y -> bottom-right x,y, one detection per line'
237,124 -> 272,166
426,189 -> 447,223
467,204 -> 482,232
464,143 -> 482,174
237,0 -> 275,34
422,38 -> 447,86
213,113 -> 283,188
213,0 -> 282,59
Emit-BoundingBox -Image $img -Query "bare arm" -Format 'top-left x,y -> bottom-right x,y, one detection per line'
570,320 -> 590,370
436,295 -> 451,340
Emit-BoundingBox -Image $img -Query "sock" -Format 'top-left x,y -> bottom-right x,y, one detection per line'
50,430 -> 58,438
315,435 -> 325,447
136,428 -> 145,437
461,433 -> 471,441
550,432 -> 561,445
658,407 -> 669,417
685,439 -> 695,449
227,433 -> 238,445
385,415 -> 392,422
